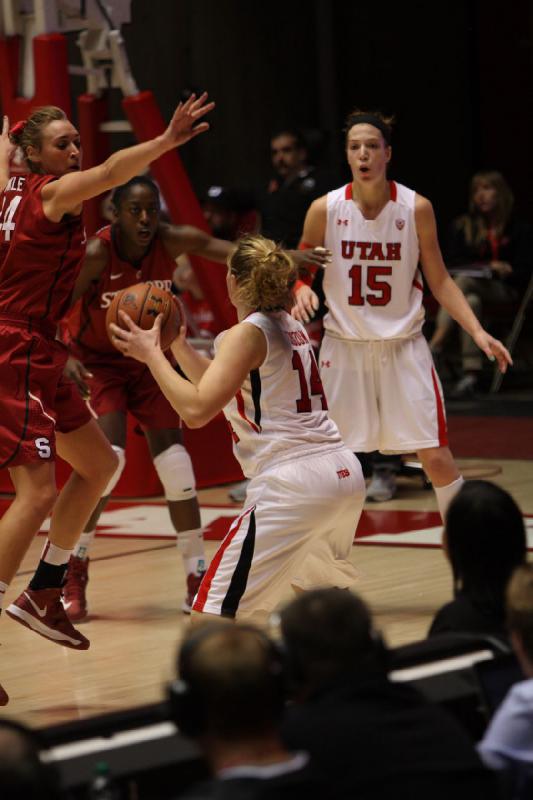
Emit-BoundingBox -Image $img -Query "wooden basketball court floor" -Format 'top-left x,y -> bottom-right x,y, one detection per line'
1,455 -> 532,729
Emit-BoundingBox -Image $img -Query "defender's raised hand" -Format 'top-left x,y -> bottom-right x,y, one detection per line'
163,93 -> 215,148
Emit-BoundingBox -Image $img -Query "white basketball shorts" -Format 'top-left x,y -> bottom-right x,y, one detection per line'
192,445 -> 365,620
319,333 -> 448,454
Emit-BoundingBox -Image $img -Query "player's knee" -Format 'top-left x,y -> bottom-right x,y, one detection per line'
419,447 -> 455,482
31,484 -> 57,519
153,444 -> 197,501
101,446 -> 126,497
101,441 -> 121,480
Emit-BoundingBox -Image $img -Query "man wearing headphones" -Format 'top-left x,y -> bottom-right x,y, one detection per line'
280,589 -> 500,800
168,624 -> 326,799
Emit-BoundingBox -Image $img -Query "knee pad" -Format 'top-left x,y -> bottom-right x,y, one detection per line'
153,444 -> 197,501
102,446 -> 126,496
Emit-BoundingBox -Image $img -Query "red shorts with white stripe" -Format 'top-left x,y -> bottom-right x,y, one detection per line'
319,332 -> 448,454
193,446 -> 365,620
74,348 -> 181,430
0,319 -> 92,468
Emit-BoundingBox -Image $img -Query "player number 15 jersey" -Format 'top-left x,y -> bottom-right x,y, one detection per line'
324,181 -> 425,341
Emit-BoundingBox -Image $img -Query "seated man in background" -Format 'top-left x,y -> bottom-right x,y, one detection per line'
478,563 -> 533,798
280,588 -> 500,800
259,128 -> 334,249
202,185 -> 258,241
168,624 -> 327,799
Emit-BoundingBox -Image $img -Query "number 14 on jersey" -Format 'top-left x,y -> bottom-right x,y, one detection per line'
292,348 -> 328,413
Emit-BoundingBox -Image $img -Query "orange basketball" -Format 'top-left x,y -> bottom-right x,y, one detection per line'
106,283 -> 183,351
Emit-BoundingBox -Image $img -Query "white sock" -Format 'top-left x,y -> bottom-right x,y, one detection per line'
41,540 -> 72,566
435,476 -> 464,522
176,528 -> 205,575
0,580 -> 8,612
74,530 -> 96,560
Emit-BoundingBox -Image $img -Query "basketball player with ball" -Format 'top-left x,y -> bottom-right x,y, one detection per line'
62,176 -> 234,619
110,234 -> 366,622
0,94 -> 213,703
292,109 -> 512,519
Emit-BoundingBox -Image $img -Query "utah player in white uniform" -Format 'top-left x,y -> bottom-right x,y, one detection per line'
110,234 -> 365,620
293,110 -> 512,519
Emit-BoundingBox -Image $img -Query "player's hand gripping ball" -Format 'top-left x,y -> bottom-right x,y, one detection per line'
106,283 -> 183,351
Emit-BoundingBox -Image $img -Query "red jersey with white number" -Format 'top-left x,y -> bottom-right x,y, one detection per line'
72,224 -> 177,355
324,181 -> 424,340
0,173 -> 85,325
219,310 -> 343,478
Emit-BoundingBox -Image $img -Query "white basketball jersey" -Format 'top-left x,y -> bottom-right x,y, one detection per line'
324,181 -> 424,340
218,311 -> 343,478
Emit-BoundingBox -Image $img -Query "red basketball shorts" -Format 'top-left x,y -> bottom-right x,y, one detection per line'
0,321 -> 92,468
76,349 -> 181,429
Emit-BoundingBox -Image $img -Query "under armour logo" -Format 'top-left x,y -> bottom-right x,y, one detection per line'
395,219 -> 405,230
321,360 -> 331,368
337,219 -> 348,226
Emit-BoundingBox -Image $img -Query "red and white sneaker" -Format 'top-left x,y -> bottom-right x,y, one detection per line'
62,556 -> 89,622
6,587 -> 90,650
182,572 -> 205,614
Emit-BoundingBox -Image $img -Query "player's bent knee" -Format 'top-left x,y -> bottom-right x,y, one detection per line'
153,444 -> 197,501
28,484 -> 57,520
101,446 -> 126,496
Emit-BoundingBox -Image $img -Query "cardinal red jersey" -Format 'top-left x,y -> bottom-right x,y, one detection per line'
0,173 -> 85,326
72,224 -> 177,355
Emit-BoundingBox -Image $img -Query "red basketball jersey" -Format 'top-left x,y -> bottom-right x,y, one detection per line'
72,224 -> 177,354
0,173 -> 85,326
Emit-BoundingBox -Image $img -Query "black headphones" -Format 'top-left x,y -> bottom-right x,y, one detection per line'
168,624 -> 286,738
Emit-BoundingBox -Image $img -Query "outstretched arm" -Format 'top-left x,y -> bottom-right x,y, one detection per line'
416,194 -> 512,373
70,237 -> 109,305
42,93 -> 215,221
162,224 -> 235,264
109,313 -> 266,428
0,116 -> 15,192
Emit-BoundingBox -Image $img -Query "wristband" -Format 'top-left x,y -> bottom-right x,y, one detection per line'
297,241 -> 319,280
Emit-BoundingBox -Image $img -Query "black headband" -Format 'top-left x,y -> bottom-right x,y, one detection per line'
347,114 -> 391,144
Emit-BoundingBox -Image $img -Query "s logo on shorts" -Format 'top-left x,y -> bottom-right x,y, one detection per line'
35,437 -> 52,459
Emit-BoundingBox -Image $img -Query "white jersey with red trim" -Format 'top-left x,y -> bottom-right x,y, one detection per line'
323,181 -> 424,340
218,310 -> 343,478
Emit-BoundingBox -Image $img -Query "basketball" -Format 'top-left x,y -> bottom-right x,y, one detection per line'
106,283 -> 183,351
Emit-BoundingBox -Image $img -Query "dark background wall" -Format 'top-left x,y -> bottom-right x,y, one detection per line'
114,0 -> 531,234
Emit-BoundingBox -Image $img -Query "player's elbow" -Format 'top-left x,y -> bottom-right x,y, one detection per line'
181,406 -> 213,429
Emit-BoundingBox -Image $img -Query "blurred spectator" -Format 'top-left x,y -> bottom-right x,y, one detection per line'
259,129 -> 334,248
168,623 -> 327,800
428,480 -> 526,640
478,563 -> 533,798
0,718 -> 62,800
430,171 -> 533,398
280,588 -> 500,800
203,185 -> 258,240
173,255 -> 217,344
